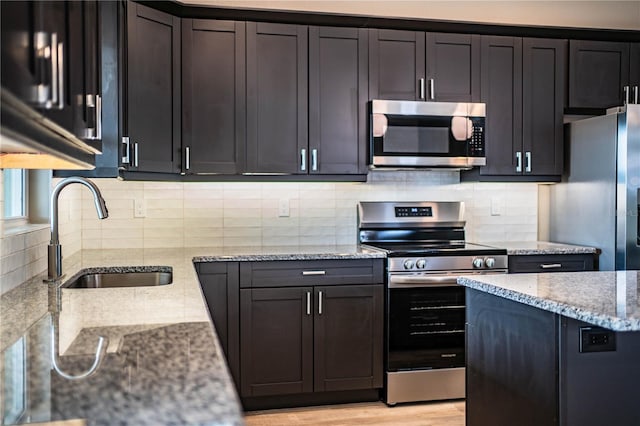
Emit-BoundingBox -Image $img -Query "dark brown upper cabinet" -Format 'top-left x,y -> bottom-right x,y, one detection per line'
630,43 -> 640,103
246,22 -> 308,174
480,36 -> 566,178
568,40 -> 630,110
182,19 -> 246,175
1,1 -> 101,142
369,29 -> 480,102
125,2 -> 181,173
309,26 -> 369,175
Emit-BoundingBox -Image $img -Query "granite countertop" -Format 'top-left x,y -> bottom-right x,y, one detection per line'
488,241 -> 599,255
458,270 -> 640,331
1,244 -> 382,426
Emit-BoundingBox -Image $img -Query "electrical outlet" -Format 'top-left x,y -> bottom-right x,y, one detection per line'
490,197 -> 502,216
278,199 -> 290,217
134,199 -> 146,218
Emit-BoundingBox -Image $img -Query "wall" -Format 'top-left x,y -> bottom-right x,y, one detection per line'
182,0 -> 640,30
78,172 -> 538,250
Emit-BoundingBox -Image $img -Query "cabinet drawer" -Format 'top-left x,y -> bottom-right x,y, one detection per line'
240,259 -> 384,288
508,254 -> 595,274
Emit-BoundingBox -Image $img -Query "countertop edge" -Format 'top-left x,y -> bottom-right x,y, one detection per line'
457,276 -> 640,332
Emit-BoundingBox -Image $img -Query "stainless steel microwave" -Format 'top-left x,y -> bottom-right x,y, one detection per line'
370,100 -> 486,169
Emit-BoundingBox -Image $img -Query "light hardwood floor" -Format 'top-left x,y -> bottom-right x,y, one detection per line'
245,401 -> 465,426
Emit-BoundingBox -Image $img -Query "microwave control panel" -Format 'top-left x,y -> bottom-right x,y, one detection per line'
469,118 -> 485,157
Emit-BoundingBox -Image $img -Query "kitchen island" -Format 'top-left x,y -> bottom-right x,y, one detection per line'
0,245 -> 383,426
458,271 -> 640,426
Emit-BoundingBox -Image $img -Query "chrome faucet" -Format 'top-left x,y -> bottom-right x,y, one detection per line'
47,177 -> 108,281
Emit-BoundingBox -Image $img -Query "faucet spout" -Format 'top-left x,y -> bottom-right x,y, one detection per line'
47,177 -> 108,281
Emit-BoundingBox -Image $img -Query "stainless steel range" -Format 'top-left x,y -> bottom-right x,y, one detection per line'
357,201 -> 507,405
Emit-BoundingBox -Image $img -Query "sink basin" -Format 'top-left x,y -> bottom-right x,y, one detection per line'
64,270 -> 173,289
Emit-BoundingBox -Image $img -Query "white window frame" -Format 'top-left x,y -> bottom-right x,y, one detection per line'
2,168 -> 28,226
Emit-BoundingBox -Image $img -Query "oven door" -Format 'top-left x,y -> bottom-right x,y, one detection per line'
386,271 -> 503,372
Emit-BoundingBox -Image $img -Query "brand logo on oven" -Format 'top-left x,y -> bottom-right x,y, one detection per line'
441,354 -> 457,358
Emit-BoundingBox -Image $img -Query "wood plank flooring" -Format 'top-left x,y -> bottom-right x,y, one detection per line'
245,401 -> 465,426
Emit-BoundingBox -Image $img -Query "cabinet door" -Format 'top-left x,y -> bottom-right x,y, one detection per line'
240,287 -> 313,397
35,1 -> 74,131
522,38 -> 566,176
1,1 -> 38,103
309,27 -> 368,175
369,29 -> 425,100
568,40 -> 630,109
246,23 -> 308,174
68,0 -> 102,143
314,285 -> 383,392
182,20 -> 246,174
426,33 -> 480,102
126,2 -> 181,173
630,43 -> 640,103
480,36 -> 523,176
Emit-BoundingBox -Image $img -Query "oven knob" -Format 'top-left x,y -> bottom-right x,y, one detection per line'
485,257 -> 496,269
472,258 -> 485,269
416,259 -> 427,269
403,259 -> 415,270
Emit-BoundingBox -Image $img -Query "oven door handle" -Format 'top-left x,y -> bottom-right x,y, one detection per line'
388,275 -> 461,288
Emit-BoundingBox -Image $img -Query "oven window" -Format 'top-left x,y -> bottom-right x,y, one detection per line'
388,286 -> 465,371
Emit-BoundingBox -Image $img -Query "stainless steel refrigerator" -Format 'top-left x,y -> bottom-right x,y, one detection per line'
549,104 -> 640,271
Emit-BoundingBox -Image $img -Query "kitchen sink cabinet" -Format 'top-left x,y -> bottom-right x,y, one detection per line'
478,36 -> 566,179
124,1 -> 181,174
568,40 -> 631,110
245,22 -> 308,174
238,259 -> 384,408
508,254 -> 596,274
369,29 -> 480,102
182,19 -> 246,175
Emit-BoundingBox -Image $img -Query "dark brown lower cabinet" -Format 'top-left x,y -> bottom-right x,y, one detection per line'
240,284 -> 383,398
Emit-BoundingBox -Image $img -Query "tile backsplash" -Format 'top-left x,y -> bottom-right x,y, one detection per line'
78,171 -> 538,250
1,171 -> 538,294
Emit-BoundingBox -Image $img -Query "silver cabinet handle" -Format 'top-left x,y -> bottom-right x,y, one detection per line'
306,291 -> 311,315
55,38 -> 64,109
634,86 -> 639,104
419,78 -> 425,100
624,85 -> 630,105
134,142 -> 139,168
311,149 -> 318,171
429,78 -> 435,100
31,32 -> 52,106
318,291 -> 323,315
300,148 -> 306,171
185,146 -> 191,171
302,270 -> 326,276
525,151 -> 532,173
84,94 -> 102,140
95,94 -> 102,140
122,137 -> 130,164
516,151 -> 522,173
50,33 -> 59,108
540,263 -> 562,269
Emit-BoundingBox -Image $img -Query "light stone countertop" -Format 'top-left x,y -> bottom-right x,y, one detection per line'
1,245 -> 383,426
490,241 -> 599,255
458,270 -> 640,331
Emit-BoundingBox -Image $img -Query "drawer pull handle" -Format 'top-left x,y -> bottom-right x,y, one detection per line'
302,270 -> 326,276
540,263 -> 562,269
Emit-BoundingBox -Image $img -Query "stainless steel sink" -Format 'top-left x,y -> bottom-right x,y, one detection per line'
64,270 -> 173,289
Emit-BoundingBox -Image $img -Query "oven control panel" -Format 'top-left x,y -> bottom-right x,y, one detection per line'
390,256 -> 508,272
395,206 -> 433,217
